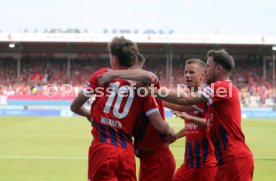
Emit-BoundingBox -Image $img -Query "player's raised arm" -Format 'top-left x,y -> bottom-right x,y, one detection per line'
70,90 -> 91,122
153,88 -> 207,106
71,67 -> 109,123
98,69 -> 158,86
174,111 -> 207,128
175,128 -> 186,140
164,101 -> 196,112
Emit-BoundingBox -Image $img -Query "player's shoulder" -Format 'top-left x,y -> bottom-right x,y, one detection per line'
115,78 -> 136,87
88,67 -> 110,79
216,80 -> 232,85
211,80 -> 233,89
94,67 -> 110,76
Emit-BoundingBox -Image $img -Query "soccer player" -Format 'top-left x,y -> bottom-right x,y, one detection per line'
70,37 -> 175,181
98,53 -> 176,181
152,49 -> 254,181
164,59 -> 217,181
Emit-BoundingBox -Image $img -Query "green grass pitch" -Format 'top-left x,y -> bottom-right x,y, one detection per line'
0,117 -> 275,181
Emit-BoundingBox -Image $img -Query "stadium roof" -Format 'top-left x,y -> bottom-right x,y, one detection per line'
0,33 -> 275,57
1,33 -> 276,45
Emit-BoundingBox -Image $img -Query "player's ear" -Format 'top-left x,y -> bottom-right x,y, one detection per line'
200,68 -> 205,80
200,72 -> 205,81
216,65 -> 222,72
110,55 -> 117,67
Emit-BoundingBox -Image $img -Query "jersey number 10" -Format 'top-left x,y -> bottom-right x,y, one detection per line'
103,82 -> 135,119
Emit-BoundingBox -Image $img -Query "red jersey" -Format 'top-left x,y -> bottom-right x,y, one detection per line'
184,103 -> 217,168
199,80 -> 252,164
133,81 -> 167,155
86,68 -> 159,150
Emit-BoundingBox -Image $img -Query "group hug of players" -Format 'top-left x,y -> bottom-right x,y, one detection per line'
70,36 -> 254,181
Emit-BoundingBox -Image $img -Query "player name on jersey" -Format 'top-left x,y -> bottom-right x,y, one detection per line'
101,116 -> 122,129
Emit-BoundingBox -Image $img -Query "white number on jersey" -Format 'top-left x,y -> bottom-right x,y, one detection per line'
103,81 -> 135,119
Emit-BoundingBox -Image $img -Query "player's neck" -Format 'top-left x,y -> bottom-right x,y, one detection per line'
217,73 -> 230,82
112,65 -> 132,70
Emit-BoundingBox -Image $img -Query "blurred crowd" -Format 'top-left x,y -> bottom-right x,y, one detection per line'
0,56 -> 275,107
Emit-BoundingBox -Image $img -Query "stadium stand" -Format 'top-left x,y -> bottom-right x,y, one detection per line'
0,55 -> 275,108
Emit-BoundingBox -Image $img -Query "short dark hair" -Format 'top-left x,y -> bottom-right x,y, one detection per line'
186,58 -> 206,69
107,36 -> 138,67
207,49 -> 235,72
137,53 -> 145,66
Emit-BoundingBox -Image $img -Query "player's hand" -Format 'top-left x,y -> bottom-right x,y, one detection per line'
172,110 -> 182,117
97,71 -> 113,86
178,112 -> 191,120
172,111 -> 190,120
144,85 -> 158,97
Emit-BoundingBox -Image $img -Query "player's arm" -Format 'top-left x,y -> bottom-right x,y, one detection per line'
176,128 -> 186,139
153,89 -> 207,106
70,91 -> 91,122
98,69 -> 158,86
164,101 -> 196,112
72,68 -> 107,122
178,112 -> 207,128
147,111 -> 176,143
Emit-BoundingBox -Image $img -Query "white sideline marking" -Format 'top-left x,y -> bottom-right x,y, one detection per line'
0,155 -> 86,160
0,155 -> 275,160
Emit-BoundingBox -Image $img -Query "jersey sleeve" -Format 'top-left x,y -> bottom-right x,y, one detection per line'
143,95 -> 159,116
83,67 -> 109,95
198,82 -> 231,105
